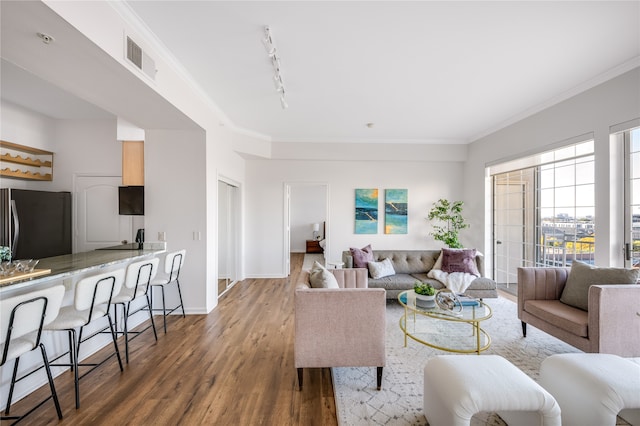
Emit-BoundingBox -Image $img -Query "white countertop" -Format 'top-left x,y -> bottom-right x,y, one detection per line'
0,244 -> 166,295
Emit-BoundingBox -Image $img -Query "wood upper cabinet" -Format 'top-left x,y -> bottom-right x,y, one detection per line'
122,140 -> 144,186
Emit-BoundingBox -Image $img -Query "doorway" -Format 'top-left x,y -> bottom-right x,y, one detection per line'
283,183 -> 329,275
218,179 -> 240,297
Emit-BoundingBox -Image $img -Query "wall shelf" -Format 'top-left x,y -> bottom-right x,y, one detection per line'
0,140 -> 53,181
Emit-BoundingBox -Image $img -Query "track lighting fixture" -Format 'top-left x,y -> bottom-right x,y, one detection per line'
263,25 -> 287,109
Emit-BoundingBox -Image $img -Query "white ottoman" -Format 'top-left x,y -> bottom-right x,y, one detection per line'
540,353 -> 640,426
423,355 -> 560,426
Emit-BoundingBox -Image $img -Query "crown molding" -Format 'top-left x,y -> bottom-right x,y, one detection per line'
471,56 -> 640,143
271,137 -> 468,145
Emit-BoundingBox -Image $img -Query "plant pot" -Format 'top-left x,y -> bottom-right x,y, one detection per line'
415,293 -> 436,308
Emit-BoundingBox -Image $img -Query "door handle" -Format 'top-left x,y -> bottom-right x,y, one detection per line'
625,243 -> 631,261
496,240 -> 502,245
10,200 -> 19,255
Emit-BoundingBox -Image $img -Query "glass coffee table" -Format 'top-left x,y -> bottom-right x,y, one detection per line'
398,290 -> 492,354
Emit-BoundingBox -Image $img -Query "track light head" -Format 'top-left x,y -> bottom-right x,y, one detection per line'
264,24 -> 288,109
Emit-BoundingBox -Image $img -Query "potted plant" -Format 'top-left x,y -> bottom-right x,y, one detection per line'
414,281 -> 436,308
0,246 -> 11,262
427,198 -> 469,249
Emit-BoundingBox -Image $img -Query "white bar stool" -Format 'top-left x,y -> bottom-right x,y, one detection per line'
112,257 -> 159,363
150,250 -> 186,333
1,285 -> 65,424
45,269 -> 125,409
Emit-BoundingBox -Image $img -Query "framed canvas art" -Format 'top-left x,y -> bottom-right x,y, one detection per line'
355,188 -> 378,234
385,188 -> 408,234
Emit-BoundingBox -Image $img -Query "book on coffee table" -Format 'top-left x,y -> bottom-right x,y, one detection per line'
455,294 -> 480,307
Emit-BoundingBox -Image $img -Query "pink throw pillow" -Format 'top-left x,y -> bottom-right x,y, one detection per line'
350,244 -> 374,268
441,248 -> 480,276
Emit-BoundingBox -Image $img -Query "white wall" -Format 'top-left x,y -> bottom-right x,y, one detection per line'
144,128 -> 209,313
0,101 -> 56,190
245,158 -> 466,277
0,102 -> 120,193
290,185 -> 326,252
52,119 -> 120,191
464,67 -> 640,271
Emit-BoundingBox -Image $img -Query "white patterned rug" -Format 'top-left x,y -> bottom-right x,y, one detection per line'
332,297 -> 587,426
302,253 -> 325,271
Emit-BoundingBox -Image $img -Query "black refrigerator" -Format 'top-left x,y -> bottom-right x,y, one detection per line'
0,188 -> 72,259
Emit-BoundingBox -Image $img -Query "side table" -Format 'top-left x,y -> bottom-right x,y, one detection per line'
305,240 -> 323,253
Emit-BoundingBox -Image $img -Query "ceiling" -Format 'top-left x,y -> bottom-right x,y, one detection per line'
124,1 -> 640,144
1,2 -> 639,144
1,59 -> 115,120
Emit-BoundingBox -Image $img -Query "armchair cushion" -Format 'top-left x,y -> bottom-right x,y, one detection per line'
559,261 -> 639,311
309,261 -> 339,289
524,300 -> 588,337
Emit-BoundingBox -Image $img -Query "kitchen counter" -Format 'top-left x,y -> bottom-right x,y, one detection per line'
0,244 -> 166,294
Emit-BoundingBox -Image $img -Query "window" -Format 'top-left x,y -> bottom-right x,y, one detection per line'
490,138 -> 595,286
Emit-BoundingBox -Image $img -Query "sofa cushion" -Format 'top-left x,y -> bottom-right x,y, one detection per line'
368,273 -> 417,291
524,300 -> 588,337
559,261 -> 639,311
350,244 -> 374,268
441,248 -> 480,276
371,251 -> 438,274
309,261 -> 339,289
368,258 -> 395,279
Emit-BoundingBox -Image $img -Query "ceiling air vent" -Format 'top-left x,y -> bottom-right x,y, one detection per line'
126,36 -> 157,81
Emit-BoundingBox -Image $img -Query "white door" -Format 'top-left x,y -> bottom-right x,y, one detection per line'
75,175 -> 132,252
493,179 -> 526,286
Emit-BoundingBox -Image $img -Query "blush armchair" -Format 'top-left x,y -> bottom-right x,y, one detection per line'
517,266 -> 640,357
295,267 -> 386,390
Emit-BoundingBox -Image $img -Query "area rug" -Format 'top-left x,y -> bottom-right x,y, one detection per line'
332,296 -> 583,426
302,253 -> 325,271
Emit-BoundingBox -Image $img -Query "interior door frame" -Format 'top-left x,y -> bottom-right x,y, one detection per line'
217,175 -> 242,297
283,182 -> 330,276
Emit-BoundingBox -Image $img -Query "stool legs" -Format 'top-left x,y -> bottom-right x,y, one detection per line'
149,280 -> 185,334
3,345 -> 63,422
40,344 -> 63,420
118,295 -> 158,364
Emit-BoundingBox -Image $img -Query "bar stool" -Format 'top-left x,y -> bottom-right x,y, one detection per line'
1,285 -> 65,424
150,249 -> 186,333
112,257 -> 159,363
45,269 -> 125,409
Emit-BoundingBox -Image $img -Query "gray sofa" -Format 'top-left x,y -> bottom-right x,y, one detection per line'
342,249 -> 498,300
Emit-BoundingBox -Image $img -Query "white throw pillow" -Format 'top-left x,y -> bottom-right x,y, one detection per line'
309,261 -> 340,289
367,258 -> 396,279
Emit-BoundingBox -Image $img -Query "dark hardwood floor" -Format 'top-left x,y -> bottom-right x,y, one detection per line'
2,253 -> 337,425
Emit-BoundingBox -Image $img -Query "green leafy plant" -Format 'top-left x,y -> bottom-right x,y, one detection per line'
414,281 -> 435,296
427,198 -> 469,249
0,246 -> 11,262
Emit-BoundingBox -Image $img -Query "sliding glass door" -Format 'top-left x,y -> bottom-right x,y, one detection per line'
491,139 -> 595,285
493,170 -> 533,287
624,127 -> 640,268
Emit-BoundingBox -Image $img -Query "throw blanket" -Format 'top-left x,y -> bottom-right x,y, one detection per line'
427,269 -> 477,294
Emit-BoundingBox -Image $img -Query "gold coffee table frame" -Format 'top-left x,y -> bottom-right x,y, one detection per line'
398,290 -> 492,354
